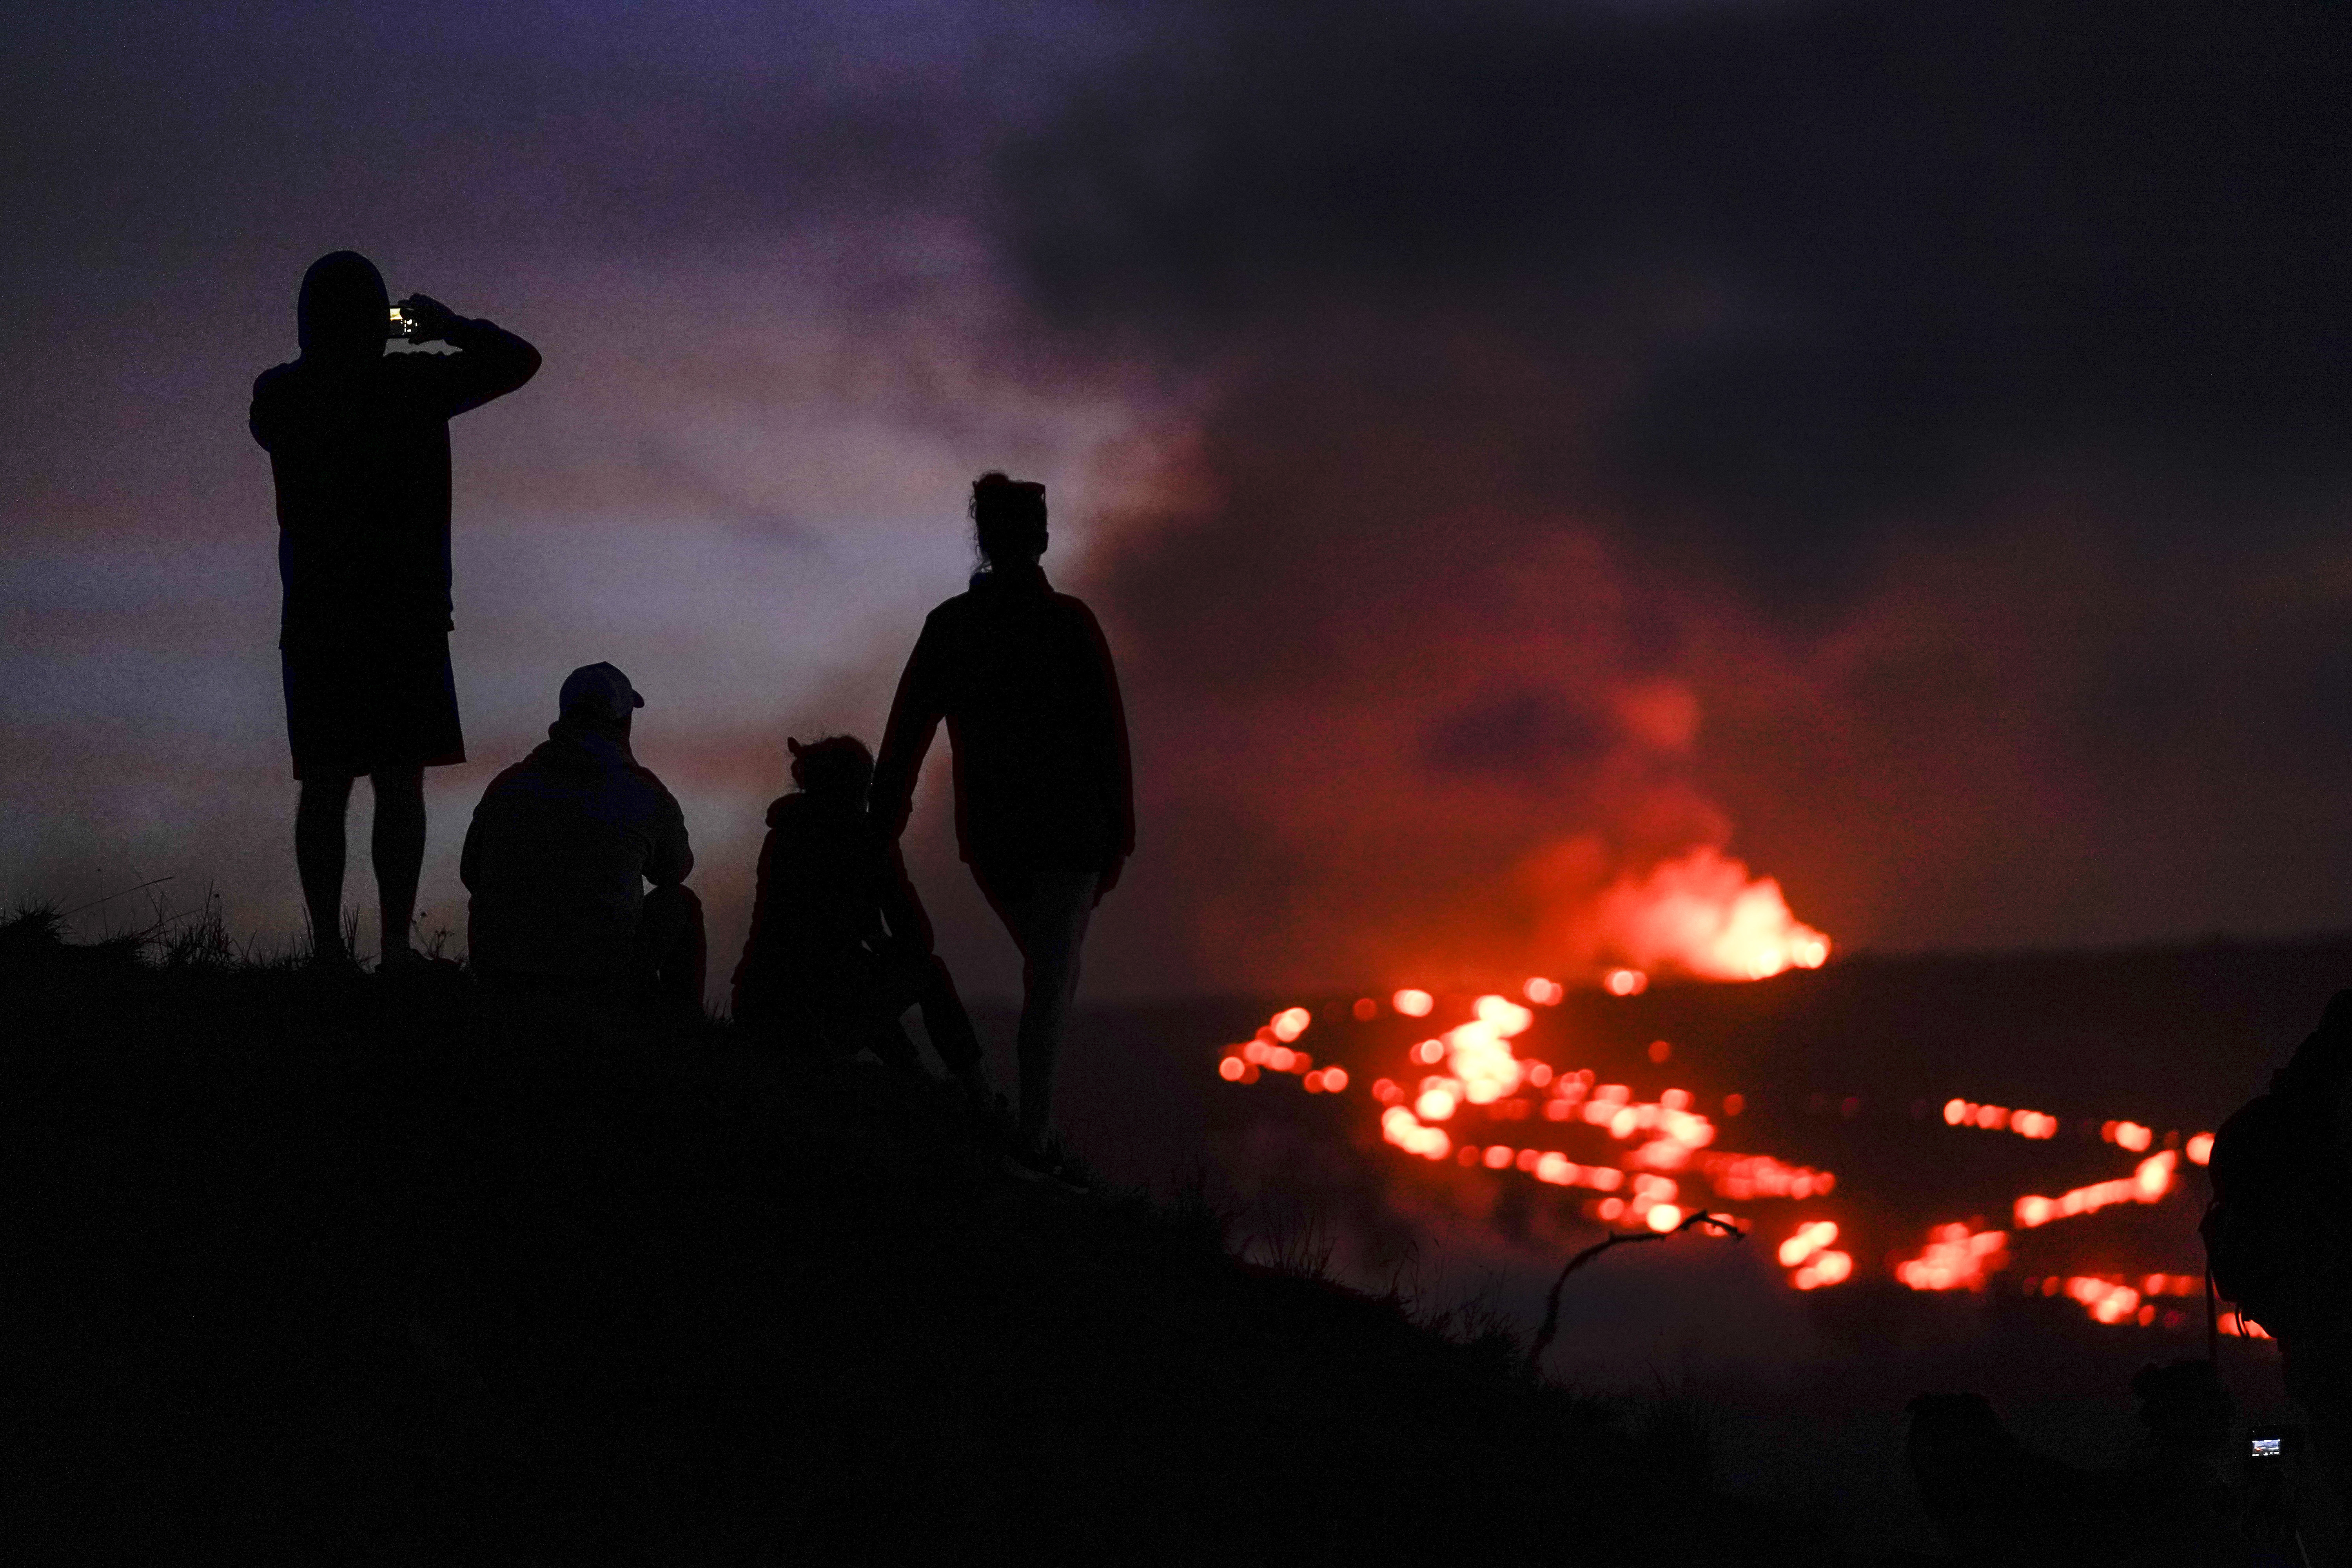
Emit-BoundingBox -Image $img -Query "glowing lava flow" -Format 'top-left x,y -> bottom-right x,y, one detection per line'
1779,1220 -> 1852,1290
1214,995 -> 2233,1328
1694,1153 -> 1834,1201
2013,1151 -> 2178,1229
1943,1100 -> 2060,1139
2032,1274 -> 2205,1329
1896,1224 -> 2010,1292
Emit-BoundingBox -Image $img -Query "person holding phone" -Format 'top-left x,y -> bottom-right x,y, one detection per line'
249,250 -> 539,968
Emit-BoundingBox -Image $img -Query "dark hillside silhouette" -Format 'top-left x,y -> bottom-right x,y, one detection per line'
5,910 -> 1835,1564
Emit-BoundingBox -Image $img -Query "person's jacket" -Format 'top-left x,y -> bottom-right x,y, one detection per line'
870,563 -> 1133,874
250,318 -> 539,649
461,722 -> 691,982
731,792 -> 932,1001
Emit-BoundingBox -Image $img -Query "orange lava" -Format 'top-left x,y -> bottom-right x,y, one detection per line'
1592,847 -> 1832,981
2014,1151 -> 2177,1229
1896,1224 -> 2009,1292
1212,995 -> 2231,1321
1695,1152 -> 1834,1201
1944,1099 -> 2059,1139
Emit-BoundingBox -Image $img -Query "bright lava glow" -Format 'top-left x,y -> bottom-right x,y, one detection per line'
1592,847 -> 1832,981
1944,1099 -> 2058,1139
2014,1151 -> 2178,1229
1213,991 -> 2217,1312
1779,1220 -> 1838,1268
1896,1224 -> 2009,1292
1792,1250 -> 1851,1290
1695,1152 -> 1831,1201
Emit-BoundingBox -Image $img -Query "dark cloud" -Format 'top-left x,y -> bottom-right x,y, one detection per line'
998,0 -> 2352,572
971,0 -> 2352,987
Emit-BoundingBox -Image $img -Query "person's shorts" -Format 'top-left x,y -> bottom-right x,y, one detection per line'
281,632 -> 464,781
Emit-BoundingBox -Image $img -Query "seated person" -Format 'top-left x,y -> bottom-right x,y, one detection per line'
461,662 -> 704,1020
732,735 -> 985,1086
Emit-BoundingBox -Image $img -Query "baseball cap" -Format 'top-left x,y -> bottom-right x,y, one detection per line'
558,661 -> 645,720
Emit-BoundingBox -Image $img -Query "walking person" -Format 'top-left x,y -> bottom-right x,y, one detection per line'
872,473 -> 1133,1185
249,250 -> 539,968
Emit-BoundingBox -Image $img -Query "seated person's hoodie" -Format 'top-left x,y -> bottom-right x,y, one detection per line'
462,719 -> 692,983
731,789 -> 931,1022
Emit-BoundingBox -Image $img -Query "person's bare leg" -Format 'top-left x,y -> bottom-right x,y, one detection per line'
294,775 -> 355,964
996,871 -> 1097,1151
370,767 -> 426,964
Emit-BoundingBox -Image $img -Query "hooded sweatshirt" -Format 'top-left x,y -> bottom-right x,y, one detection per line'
461,722 -> 691,982
870,562 -> 1133,875
250,259 -> 539,649
731,791 -> 934,1003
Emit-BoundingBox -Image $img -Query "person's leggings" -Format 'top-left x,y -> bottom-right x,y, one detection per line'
877,947 -> 984,1076
976,867 -> 1098,1146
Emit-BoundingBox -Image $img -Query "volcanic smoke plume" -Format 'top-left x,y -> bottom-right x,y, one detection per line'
978,0 -> 2352,996
1064,348 -> 1839,992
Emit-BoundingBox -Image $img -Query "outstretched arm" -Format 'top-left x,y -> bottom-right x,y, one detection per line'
869,617 -> 946,841
399,292 -> 542,416
878,835 -> 938,957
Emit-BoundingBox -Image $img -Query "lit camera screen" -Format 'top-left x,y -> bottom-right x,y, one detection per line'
2253,1436 -> 2284,1457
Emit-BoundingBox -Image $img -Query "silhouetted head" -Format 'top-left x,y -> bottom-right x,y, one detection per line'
971,471 -> 1048,571
298,251 -> 390,364
555,661 -> 642,740
788,735 -> 873,800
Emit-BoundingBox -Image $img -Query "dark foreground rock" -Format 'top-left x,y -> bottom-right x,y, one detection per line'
5,914 -> 1839,1564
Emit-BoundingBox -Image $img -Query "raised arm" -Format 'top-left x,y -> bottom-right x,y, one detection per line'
399,293 -> 542,417
869,615 -> 947,841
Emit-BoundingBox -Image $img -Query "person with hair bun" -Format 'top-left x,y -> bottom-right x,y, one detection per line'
730,733 -> 985,1083
872,473 -> 1133,1187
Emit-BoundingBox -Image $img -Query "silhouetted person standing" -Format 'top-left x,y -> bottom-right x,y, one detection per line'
872,473 -> 1133,1182
250,251 -> 539,967
461,662 -> 705,1021
732,735 -> 986,1083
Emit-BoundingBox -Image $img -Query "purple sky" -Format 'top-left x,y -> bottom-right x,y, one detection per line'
10,0 -> 2352,998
